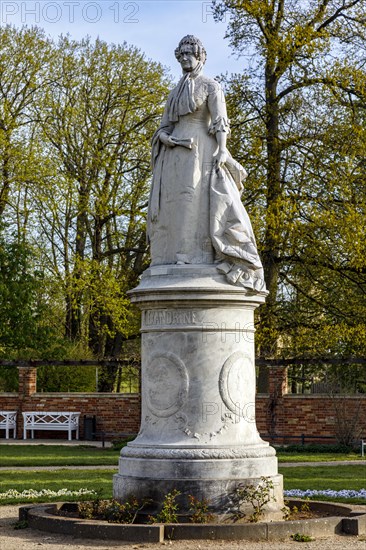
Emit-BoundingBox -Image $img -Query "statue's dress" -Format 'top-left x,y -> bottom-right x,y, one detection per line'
148,74 -> 266,292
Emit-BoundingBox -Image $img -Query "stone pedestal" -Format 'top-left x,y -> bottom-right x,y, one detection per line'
113,265 -> 283,519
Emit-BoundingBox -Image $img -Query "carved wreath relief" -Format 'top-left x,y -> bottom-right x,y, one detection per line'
219,351 -> 253,417
145,352 -> 189,417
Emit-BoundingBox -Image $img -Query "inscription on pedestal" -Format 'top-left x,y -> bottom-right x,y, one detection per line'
144,309 -> 197,327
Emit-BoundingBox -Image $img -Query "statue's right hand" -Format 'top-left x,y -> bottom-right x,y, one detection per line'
160,133 -> 176,147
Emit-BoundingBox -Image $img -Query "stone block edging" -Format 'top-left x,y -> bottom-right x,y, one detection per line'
19,504 -> 164,543
19,500 -> 366,542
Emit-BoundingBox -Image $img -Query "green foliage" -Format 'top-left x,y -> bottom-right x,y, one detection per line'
230,476 -> 276,522
149,489 -> 181,524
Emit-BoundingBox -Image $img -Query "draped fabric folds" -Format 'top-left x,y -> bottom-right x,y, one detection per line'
167,62 -> 203,122
210,159 -> 266,292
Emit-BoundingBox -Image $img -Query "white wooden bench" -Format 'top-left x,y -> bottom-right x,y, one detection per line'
0,411 -> 17,439
22,411 -> 80,441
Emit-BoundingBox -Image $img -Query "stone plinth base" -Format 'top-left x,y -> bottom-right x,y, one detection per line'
113,265 -> 284,518
113,473 -> 283,521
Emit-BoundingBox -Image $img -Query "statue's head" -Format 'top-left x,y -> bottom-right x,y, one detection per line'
175,35 -> 207,65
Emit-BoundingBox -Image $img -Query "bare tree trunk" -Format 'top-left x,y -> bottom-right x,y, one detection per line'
65,185 -> 89,341
258,62 -> 282,391
0,140 -> 11,218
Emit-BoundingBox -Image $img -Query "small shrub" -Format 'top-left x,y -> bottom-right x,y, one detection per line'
230,476 -> 276,523
188,495 -> 214,523
149,489 -> 181,524
78,496 -> 148,524
291,533 -> 314,542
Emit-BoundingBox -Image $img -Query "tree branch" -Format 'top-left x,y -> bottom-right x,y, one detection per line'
316,0 -> 362,32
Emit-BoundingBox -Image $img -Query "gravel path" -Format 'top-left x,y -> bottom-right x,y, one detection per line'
1,506 -> 365,550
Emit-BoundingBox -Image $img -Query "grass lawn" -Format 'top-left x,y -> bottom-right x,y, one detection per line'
279,464 -> 366,504
0,445 -> 120,467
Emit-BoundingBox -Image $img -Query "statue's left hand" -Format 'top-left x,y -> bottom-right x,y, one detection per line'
160,132 -> 176,147
214,149 -> 228,171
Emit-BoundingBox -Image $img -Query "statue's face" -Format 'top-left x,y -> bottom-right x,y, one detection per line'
179,45 -> 199,72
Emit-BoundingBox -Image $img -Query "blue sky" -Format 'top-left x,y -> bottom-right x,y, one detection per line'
1,1 -> 245,81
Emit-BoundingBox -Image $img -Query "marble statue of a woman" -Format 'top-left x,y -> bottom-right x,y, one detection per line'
148,35 -> 266,292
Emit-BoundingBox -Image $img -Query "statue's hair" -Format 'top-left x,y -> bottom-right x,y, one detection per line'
175,35 -> 207,64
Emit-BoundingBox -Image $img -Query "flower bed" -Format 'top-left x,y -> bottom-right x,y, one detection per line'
0,488 -> 96,500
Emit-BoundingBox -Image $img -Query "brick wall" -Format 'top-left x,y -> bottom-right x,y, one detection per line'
1,366 -> 365,442
256,394 -> 366,442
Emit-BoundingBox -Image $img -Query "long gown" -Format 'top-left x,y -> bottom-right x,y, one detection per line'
147,73 -> 266,293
